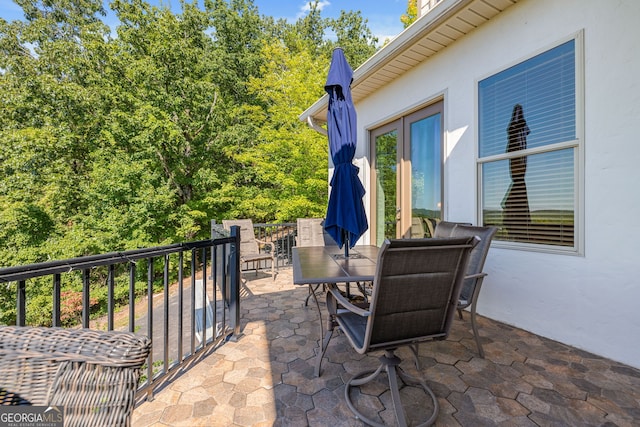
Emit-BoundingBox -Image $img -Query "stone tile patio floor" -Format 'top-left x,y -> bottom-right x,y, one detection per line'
132,267 -> 640,426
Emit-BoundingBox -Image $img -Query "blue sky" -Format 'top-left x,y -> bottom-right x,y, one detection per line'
0,0 -> 408,43
253,0 -> 407,42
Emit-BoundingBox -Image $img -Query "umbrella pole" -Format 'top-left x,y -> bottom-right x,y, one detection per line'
344,230 -> 349,258
344,230 -> 351,299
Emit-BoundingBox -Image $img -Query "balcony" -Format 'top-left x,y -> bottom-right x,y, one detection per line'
1,224 -> 639,426
132,268 -> 640,426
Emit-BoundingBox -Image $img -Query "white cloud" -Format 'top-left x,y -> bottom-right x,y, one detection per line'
297,0 -> 331,18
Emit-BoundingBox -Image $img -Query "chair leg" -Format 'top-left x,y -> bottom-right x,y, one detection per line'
395,366 -> 438,426
468,278 -> 485,358
470,304 -> 484,358
409,344 -> 421,370
458,304 -> 484,358
344,350 -> 439,427
355,281 -> 371,303
387,363 -> 409,427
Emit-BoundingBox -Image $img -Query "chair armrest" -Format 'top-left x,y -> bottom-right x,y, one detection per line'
327,284 -> 371,317
0,326 -> 150,368
464,272 -> 487,281
255,238 -> 276,255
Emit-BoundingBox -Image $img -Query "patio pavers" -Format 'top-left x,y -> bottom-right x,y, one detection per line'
132,268 -> 640,426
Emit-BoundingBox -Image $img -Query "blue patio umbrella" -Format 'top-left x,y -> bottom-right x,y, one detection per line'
323,48 -> 368,256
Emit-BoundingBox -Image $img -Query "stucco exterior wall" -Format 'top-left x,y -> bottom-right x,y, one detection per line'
353,0 -> 640,368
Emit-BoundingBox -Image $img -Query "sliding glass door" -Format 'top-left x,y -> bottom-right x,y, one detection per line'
371,102 -> 443,245
372,123 -> 399,246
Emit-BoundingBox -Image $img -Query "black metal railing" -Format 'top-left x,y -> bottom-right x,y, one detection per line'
253,222 -> 296,267
212,221 -> 297,269
0,227 -> 242,401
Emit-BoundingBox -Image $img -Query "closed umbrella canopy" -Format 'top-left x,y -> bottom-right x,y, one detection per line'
324,48 -> 368,253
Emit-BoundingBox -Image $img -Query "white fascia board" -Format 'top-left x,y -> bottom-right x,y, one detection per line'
298,0 -> 467,123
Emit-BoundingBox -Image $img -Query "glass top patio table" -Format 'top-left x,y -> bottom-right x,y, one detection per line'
292,245 -> 379,286
292,245 -> 379,376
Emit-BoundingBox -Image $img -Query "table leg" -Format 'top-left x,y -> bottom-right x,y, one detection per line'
308,284 -> 324,344
315,327 -> 334,377
315,283 -> 339,377
304,283 -> 321,306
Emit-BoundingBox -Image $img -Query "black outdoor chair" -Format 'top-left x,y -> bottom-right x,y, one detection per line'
317,237 -> 477,426
430,221 -> 498,358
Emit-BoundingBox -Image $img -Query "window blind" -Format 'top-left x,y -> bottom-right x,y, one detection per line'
479,40 -> 576,157
478,40 -> 576,247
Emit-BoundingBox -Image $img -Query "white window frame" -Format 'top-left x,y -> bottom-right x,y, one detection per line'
476,31 -> 584,255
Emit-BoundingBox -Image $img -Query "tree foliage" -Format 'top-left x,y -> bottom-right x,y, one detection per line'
0,0 -> 394,324
401,0 -> 418,29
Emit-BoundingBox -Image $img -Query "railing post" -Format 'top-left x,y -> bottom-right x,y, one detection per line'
163,254 -> 170,372
146,257 -> 154,401
190,249 -> 197,355
16,280 -> 25,326
82,269 -> 90,328
177,252 -> 184,363
228,225 -> 242,340
107,266 -> 114,330
128,262 -> 136,333
53,274 -> 61,327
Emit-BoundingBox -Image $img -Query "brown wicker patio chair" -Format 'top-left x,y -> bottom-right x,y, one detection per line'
317,237 -> 477,426
0,326 -> 151,427
223,219 -> 277,280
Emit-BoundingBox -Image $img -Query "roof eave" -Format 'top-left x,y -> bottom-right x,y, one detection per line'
299,0 -> 471,124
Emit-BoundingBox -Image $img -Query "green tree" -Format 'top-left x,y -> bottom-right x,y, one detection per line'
401,0 -> 418,28
0,0 -> 113,324
0,0 -> 112,259
241,42 -> 328,221
206,0 -> 266,105
0,0 -> 387,323
400,0 -> 418,28
105,0 -> 223,240
327,10 -> 378,68
288,0 -> 325,56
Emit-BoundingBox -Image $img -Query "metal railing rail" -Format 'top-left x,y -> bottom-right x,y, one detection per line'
253,222 -> 296,267
212,220 -> 297,270
0,227 -> 242,401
